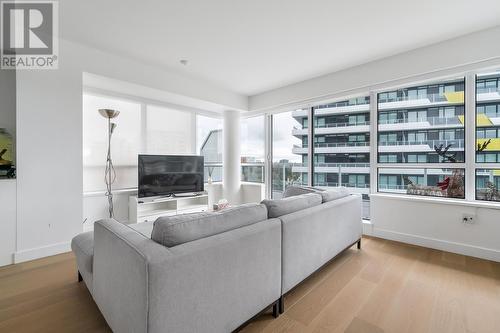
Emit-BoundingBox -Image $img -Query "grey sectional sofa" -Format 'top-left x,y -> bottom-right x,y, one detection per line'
71,188 -> 362,333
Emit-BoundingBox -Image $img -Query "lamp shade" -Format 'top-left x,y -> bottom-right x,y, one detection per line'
98,109 -> 120,119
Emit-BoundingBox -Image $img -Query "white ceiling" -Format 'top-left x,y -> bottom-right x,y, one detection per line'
62,0 -> 500,96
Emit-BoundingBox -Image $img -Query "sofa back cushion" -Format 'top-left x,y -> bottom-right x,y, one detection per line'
261,193 -> 322,218
283,185 -> 350,203
151,203 -> 268,247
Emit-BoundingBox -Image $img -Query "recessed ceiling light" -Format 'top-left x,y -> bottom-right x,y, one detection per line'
180,59 -> 188,66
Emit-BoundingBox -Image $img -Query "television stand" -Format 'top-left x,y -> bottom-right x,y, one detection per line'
129,193 -> 208,223
173,192 -> 202,198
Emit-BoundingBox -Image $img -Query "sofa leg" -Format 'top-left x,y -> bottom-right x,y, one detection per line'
272,301 -> 279,318
357,239 -> 361,250
78,271 -> 83,282
279,295 -> 284,314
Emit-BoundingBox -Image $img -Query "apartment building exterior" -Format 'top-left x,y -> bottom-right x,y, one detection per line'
476,72 -> 500,200
291,79 -> 467,197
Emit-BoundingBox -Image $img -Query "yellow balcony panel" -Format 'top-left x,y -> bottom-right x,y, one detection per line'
444,91 -> 465,103
477,138 -> 500,151
458,114 -> 493,126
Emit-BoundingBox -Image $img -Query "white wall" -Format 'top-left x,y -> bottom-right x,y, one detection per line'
249,26 -> 500,112
0,180 -> 16,266
12,38 -> 247,264
368,195 -> 500,262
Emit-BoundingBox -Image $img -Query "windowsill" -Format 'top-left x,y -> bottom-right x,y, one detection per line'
370,193 -> 500,210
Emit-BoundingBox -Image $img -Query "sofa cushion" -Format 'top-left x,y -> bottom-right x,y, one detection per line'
71,231 -> 94,274
283,185 -> 350,203
151,203 -> 268,247
261,193 -> 322,218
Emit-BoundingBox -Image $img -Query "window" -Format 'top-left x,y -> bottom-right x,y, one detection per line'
83,94 -> 141,192
241,116 -> 265,183
196,115 -> 223,183
378,168 -> 465,199
272,110 -> 308,198
145,105 -> 194,155
377,78 -> 465,199
312,96 -> 371,218
476,70 -> 500,201
83,94 -> 198,192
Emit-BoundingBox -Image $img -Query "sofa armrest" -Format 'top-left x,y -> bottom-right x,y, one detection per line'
93,219 -> 172,333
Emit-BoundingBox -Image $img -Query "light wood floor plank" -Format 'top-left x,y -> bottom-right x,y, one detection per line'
1,237 -> 499,333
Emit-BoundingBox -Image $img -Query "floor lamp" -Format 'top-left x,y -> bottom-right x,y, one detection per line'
99,109 -> 120,218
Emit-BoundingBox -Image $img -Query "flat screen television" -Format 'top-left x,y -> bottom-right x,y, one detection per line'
138,155 -> 204,198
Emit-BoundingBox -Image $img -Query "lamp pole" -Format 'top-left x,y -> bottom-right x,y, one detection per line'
99,109 -> 120,218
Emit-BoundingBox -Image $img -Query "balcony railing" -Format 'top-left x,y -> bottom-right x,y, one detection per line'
378,139 -> 464,149
315,121 -> 370,128
378,92 -> 463,104
314,142 -> 369,148
315,101 -> 370,109
314,163 -> 370,168
378,184 -> 407,190
477,87 -> 500,94
315,182 -> 370,188
378,116 -> 462,126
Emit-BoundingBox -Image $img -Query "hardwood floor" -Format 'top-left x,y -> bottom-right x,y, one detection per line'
1,237 -> 499,333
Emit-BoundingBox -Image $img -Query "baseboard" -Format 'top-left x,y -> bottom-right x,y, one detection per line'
364,227 -> 500,263
14,241 -> 71,264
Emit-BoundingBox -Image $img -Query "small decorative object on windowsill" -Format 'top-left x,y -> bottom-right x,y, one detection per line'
207,166 -> 214,184
213,199 -> 229,211
98,109 -> 120,218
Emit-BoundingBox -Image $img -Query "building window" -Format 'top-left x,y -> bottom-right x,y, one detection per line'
312,96 -> 371,218
196,115 -> 223,183
241,116 -> 265,183
272,110 -> 308,198
377,78 -> 466,199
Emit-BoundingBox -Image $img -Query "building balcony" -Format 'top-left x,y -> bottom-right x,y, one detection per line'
313,103 -> 370,116
291,163 -> 370,174
291,122 -> 370,136
378,139 -> 464,153
313,142 -> 370,154
378,116 -> 463,132
291,109 -> 308,118
378,92 -> 464,111
292,104 -> 370,119
314,183 -> 370,194
477,87 -> 500,103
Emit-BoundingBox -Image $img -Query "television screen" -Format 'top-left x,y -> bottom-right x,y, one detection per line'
138,155 -> 204,198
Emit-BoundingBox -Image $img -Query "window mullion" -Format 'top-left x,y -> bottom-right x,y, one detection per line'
465,73 -> 477,201
370,91 -> 378,194
308,107 -> 314,186
264,113 -> 273,199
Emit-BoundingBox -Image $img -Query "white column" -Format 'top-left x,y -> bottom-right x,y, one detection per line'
223,110 -> 241,204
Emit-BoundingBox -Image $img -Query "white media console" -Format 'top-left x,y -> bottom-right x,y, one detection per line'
129,193 -> 209,223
